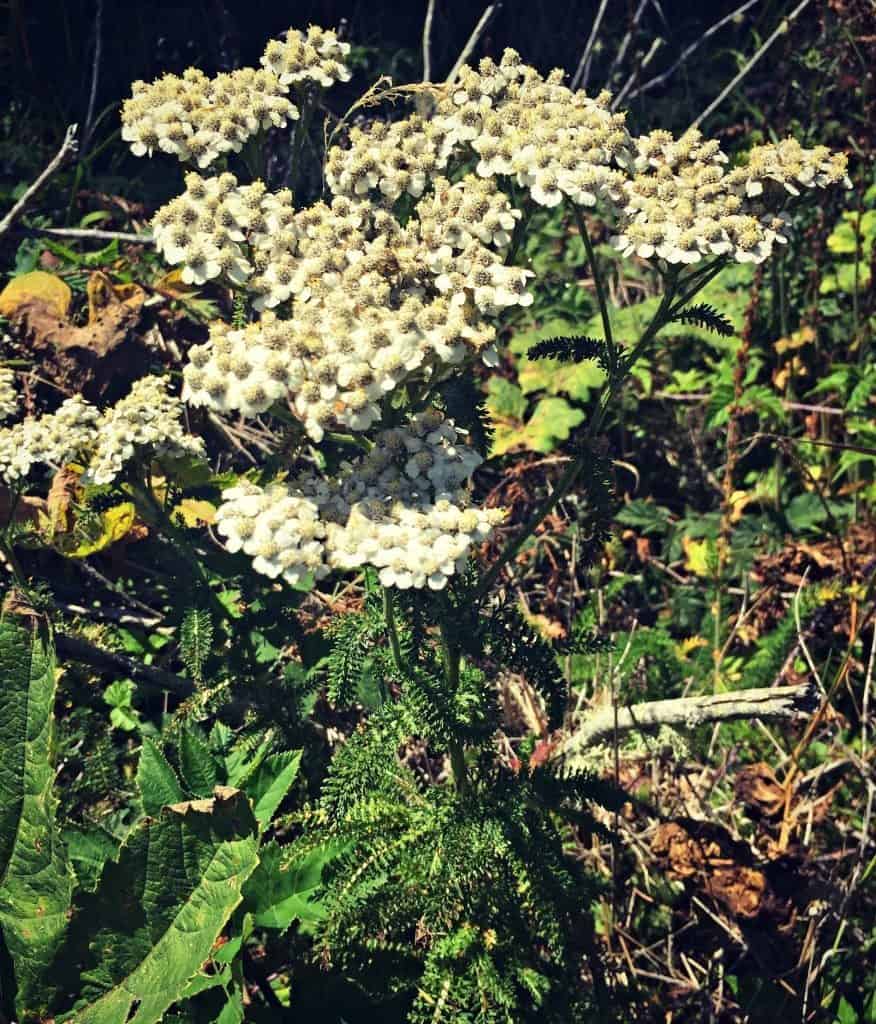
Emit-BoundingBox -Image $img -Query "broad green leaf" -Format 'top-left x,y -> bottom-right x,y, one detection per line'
62,825 -> 120,893
0,615 -> 74,1021
137,738 -> 184,816
486,377 -> 527,421
246,750 -> 302,832
65,787 -> 259,1024
179,725 -> 220,798
224,731 -> 275,790
242,840 -> 330,933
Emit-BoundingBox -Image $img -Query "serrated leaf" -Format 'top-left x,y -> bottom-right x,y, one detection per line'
511,319 -> 606,401
63,788 -> 259,1024
246,750 -> 302,832
242,840 -> 329,933
137,738 -> 184,816
180,607 -> 213,682
0,614 -> 74,1021
179,725 -> 220,798
224,732 -> 274,790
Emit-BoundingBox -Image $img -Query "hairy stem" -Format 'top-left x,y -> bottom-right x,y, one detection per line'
440,622 -> 468,796
476,258 -> 684,603
383,586 -> 405,676
570,202 -> 616,370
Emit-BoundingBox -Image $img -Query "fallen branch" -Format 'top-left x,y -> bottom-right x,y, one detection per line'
0,125 -> 78,238
55,632 -> 194,697
559,682 -> 819,759
15,225 -> 152,244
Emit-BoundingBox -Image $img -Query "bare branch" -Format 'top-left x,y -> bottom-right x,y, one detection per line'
611,36 -> 663,110
605,0 -> 649,84
571,0 -> 609,91
15,225 -> 152,244
81,0 -> 104,158
0,125 -> 79,239
445,4 -> 500,86
688,0 -> 812,131
422,0 -> 437,83
55,632 -> 194,697
627,0 -> 761,101
559,682 -> 819,759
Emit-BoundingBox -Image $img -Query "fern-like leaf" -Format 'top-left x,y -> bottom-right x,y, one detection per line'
528,335 -> 609,369
671,303 -> 734,337
180,608 -> 213,682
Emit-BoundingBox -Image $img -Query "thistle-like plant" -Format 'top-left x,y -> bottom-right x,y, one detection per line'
0,21 -> 848,1024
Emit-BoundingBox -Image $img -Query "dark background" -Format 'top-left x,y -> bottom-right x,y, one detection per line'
1,0 -> 833,182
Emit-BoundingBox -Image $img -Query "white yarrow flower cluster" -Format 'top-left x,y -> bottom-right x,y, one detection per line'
118,28 -> 850,589
0,367 -> 18,421
178,177 -> 533,439
121,26 -> 353,169
84,376 -> 206,486
214,411 -> 505,590
261,25 -> 352,88
611,130 -> 850,265
0,396 -> 100,483
215,482 -> 328,586
326,50 -> 630,211
0,378 -> 202,487
122,67 -> 297,169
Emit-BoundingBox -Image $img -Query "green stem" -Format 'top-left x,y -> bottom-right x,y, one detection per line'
439,622 -> 468,796
569,202 -> 616,370
382,587 -> 405,676
476,274 -> 680,604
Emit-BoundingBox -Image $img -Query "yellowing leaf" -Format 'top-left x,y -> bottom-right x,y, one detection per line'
728,489 -> 753,523
174,498 -> 217,527
773,326 -> 815,355
0,271 -> 72,318
69,503 -> 138,558
677,636 -> 708,658
682,536 -> 715,577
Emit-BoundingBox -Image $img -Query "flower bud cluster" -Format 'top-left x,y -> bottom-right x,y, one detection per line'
214,411 -> 505,590
611,130 -> 850,264
326,49 -> 630,210
122,67 -> 297,169
0,396 -> 100,483
0,367 -> 18,421
260,25 -> 352,88
84,376 -> 206,486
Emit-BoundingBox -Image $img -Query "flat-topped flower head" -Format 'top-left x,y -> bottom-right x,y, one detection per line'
214,411 -> 505,590
261,25 -> 352,88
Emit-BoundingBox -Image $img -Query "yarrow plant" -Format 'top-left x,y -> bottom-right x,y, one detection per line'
0,23 -> 848,1024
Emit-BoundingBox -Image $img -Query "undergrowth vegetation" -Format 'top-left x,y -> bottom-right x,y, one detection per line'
0,4 -> 873,1022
